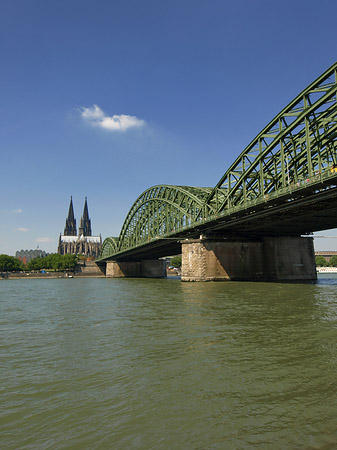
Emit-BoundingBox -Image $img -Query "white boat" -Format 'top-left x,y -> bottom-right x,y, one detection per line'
316,267 -> 337,273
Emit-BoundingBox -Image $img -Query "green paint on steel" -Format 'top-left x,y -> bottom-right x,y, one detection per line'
97,62 -> 337,261
100,237 -> 119,258
201,62 -> 337,216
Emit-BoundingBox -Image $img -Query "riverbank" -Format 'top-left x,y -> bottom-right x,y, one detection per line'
1,271 -> 105,280
1,268 -> 179,279
1,259 -> 106,279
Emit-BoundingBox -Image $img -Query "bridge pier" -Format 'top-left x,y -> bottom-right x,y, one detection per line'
181,236 -> 316,282
106,259 -> 166,278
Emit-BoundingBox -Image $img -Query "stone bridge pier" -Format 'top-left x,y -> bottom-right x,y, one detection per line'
105,259 -> 167,278
181,236 -> 316,282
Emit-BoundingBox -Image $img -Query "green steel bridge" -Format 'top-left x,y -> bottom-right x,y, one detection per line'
97,62 -> 337,263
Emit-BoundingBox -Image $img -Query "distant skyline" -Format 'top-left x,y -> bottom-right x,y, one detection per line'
1,0 -> 337,255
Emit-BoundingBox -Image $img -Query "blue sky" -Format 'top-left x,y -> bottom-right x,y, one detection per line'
1,0 -> 337,255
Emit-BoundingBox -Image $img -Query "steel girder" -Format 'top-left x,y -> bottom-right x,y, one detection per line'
201,62 -> 337,216
98,62 -> 337,261
106,185 -> 213,256
100,237 -> 119,258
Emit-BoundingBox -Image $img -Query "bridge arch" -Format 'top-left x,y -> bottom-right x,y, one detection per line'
100,185 -> 214,258
202,62 -> 337,216
98,62 -> 337,261
117,185 -> 214,252
99,237 -> 119,259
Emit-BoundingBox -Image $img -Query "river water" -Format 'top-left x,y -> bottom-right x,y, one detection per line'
1,276 -> 337,450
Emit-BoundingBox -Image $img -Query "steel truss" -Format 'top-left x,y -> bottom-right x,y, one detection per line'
202,62 -> 337,216
98,62 -> 337,261
117,185 -> 213,253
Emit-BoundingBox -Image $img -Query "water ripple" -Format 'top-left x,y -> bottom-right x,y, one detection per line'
1,277 -> 337,449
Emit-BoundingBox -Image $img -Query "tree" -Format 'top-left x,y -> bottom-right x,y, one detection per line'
315,255 -> 328,267
171,256 -> 182,268
27,257 -> 46,271
0,254 -> 24,271
329,255 -> 337,267
26,254 -> 77,271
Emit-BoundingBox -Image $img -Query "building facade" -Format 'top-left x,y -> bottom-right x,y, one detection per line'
16,249 -> 48,264
315,251 -> 337,262
58,197 -> 102,258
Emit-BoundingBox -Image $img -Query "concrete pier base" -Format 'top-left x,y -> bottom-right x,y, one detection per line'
141,259 -> 167,278
106,259 -> 166,278
106,261 -> 140,278
181,236 -> 316,282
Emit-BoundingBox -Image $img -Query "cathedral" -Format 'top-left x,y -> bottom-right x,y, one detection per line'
58,197 -> 102,258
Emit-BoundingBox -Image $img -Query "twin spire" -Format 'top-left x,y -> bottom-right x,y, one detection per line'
64,196 -> 92,237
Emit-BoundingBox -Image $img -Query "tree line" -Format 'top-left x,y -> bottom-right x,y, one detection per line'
315,255 -> 337,267
0,254 -> 77,272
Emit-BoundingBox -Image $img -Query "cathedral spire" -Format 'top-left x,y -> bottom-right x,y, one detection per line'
83,197 -> 89,221
78,197 -> 92,236
64,196 -> 77,236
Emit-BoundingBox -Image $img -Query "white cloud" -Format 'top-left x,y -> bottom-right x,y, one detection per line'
79,104 -> 146,131
36,237 -> 55,243
1,208 -> 23,214
16,227 -> 29,232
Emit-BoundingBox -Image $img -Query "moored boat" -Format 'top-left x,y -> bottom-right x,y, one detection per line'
317,267 -> 337,273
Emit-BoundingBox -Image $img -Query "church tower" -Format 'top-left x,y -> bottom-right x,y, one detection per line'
64,196 -> 77,236
78,197 -> 92,236
58,196 -> 101,258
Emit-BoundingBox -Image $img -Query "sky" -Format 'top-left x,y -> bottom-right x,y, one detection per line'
1,0 -> 337,255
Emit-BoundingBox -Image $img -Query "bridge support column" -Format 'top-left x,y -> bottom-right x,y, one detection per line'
140,259 -> 167,278
106,261 -> 141,277
181,236 -> 316,282
106,259 -> 166,278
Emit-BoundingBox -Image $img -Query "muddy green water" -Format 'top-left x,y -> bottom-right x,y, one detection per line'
1,276 -> 337,449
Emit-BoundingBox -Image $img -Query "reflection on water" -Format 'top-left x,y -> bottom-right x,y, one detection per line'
1,276 -> 337,449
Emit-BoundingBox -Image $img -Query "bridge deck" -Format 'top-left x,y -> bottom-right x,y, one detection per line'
97,170 -> 337,262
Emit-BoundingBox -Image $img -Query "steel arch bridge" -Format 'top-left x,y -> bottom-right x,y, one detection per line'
97,62 -> 337,262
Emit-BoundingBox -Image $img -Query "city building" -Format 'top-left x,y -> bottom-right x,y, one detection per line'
58,197 -> 102,258
16,249 -> 48,264
315,251 -> 337,263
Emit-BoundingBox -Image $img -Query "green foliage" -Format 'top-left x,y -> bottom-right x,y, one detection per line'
0,254 -> 24,272
171,256 -> 182,268
328,255 -> 337,267
27,254 -> 77,271
77,254 -> 88,261
315,255 -> 328,267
